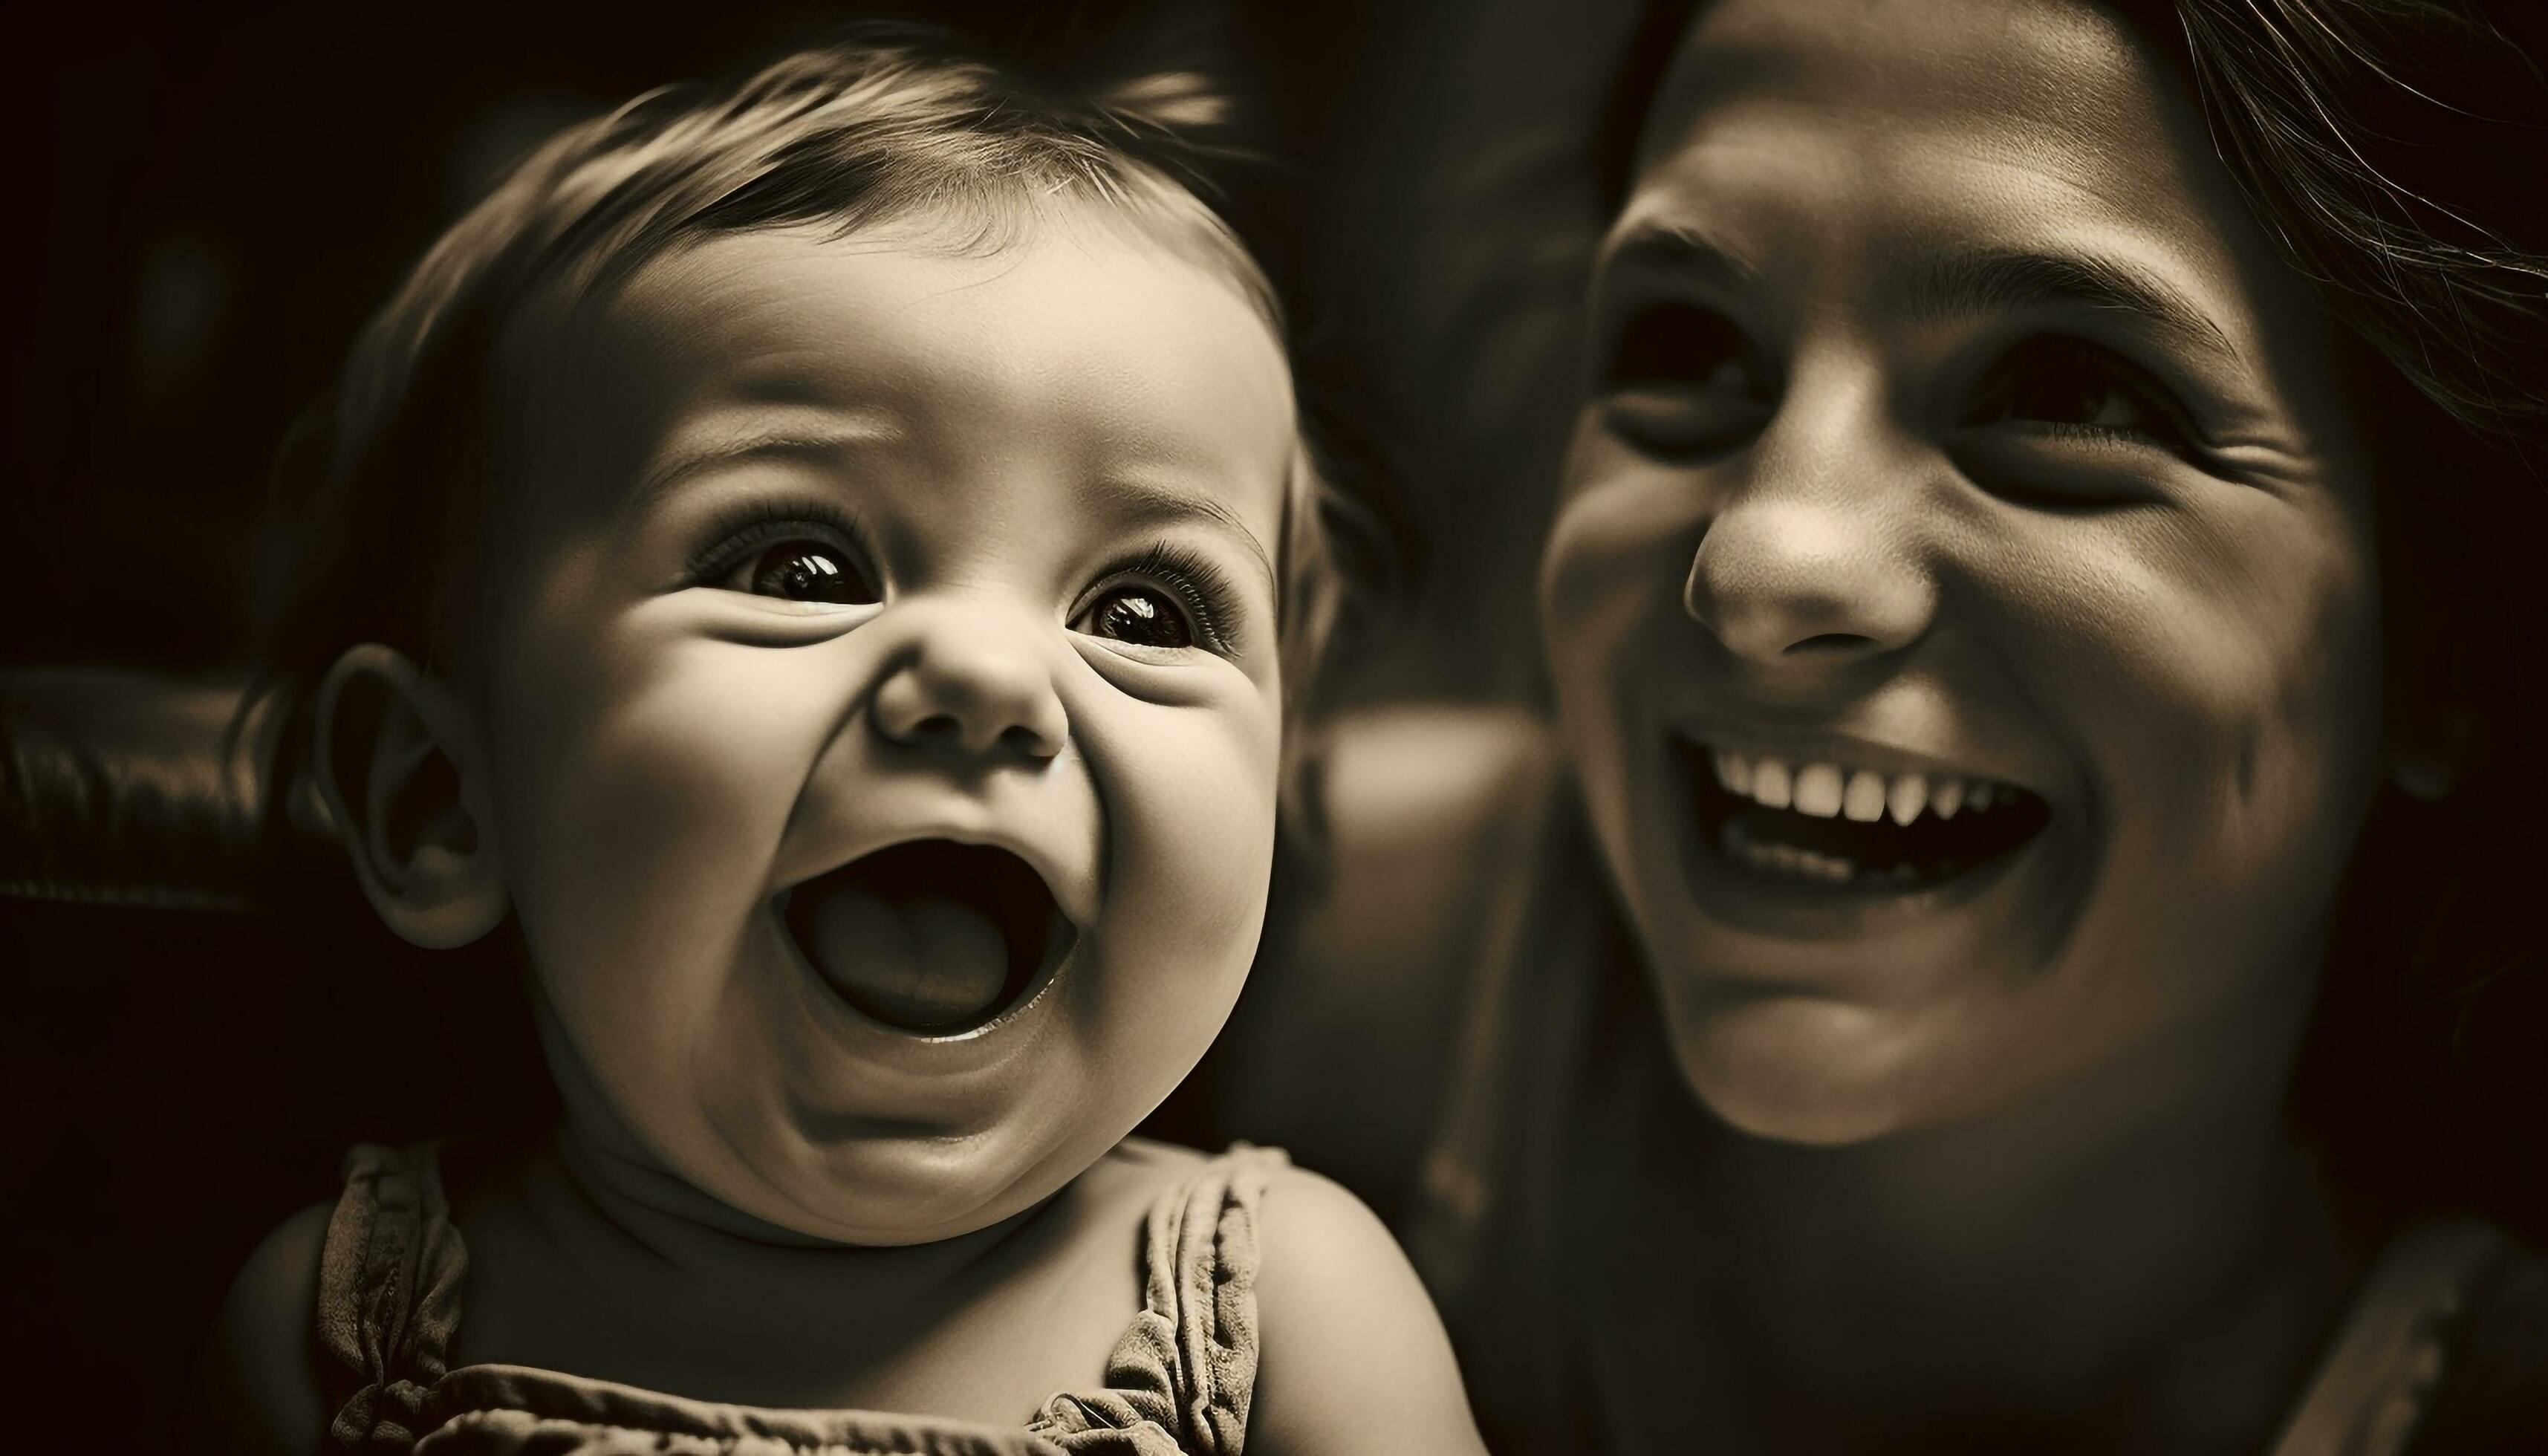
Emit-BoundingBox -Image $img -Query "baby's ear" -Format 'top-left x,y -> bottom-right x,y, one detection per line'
311,644 -> 508,948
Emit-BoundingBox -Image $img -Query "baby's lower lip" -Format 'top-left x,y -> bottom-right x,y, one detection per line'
1676,738 -> 2051,896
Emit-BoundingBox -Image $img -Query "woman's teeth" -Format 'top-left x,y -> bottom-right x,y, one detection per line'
1693,742 -> 2048,892
1720,819 -> 1922,885
1709,748 -> 1999,827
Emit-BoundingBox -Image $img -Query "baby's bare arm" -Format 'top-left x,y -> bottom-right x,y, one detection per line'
187,1201 -> 332,1455
1248,1166 -> 1488,1455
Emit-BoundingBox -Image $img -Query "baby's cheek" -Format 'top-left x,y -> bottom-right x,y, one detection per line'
1083,696 -> 1278,1027
486,611 -> 847,1035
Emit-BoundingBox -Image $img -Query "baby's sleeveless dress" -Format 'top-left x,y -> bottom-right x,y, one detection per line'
316,1141 -> 1284,1455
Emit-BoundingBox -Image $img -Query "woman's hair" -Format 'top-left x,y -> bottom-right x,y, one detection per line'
2136,0 -> 2548,1247
1598,0 -> 2548,1241
247,23 -> 1378,852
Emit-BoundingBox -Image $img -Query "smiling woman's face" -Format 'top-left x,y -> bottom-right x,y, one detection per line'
1543,0 -> 2388,1143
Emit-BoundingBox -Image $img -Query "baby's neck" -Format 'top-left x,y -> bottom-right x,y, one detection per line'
441,1118 -> 1129,1411
536,1114 -> 1044,1296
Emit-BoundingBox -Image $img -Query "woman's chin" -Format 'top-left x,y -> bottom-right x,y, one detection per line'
1660,989 -> 1972,1148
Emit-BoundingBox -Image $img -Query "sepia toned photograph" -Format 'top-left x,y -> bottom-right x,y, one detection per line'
8,1 -> 2546,1450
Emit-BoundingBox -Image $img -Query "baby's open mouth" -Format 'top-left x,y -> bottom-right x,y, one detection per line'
780,839 -> 1076,1034
1683,740 -> 2050,891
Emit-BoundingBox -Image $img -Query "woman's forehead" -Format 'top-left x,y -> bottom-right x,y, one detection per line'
1616,0 -> 2330,354
1640,0 -> 2185,208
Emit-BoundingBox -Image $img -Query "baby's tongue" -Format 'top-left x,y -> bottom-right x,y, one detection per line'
790,883 -> 1010,1030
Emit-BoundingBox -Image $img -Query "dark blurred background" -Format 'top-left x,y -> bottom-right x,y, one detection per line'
6,0 -> 1638,1433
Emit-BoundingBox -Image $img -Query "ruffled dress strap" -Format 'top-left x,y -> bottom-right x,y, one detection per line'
1031,1145 -> 1290,1456
2268,1221 -> 2509,1456
317,1141 -> 472,1454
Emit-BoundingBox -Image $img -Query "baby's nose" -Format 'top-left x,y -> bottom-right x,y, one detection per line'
868,600 -> 1068,761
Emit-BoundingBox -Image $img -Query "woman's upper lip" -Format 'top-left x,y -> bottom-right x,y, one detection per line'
1665,717 -> 2042,798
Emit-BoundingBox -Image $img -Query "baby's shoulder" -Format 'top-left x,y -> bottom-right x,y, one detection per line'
1078,1137 -> 1329,1241
1059,1142 -> 1483,1452
186,1200 -> 334,1455
1240,1160 -> 1490,1456
1082,1140 -> 1431,1307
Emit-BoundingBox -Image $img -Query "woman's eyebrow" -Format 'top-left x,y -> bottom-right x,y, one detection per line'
1598,220 -> 1766,302
1903,244 -> 2243,368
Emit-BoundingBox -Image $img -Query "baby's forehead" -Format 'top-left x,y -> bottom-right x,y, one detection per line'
499,221 -> 1299,539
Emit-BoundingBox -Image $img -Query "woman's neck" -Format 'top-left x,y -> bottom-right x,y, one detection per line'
1597,978 -> 2369,1453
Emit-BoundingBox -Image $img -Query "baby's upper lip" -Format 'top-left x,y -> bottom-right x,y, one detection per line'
788,817 -> 1098,928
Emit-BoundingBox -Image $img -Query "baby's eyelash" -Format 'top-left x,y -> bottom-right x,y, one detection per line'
683,496 -> 876,586
1101,542 -> 1245,654
682,509 -> 1247,651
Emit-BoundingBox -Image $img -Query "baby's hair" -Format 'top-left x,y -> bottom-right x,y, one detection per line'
250,22 -> 1361,846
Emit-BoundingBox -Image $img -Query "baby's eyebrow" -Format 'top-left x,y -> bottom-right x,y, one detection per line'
1902,244 -> 2243,370
631,423 -> 899,516
1076,475 -> 1277,594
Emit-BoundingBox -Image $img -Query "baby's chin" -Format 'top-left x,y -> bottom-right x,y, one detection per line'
543,1035 -> 1105,1247
675,1092 -> 1119,1247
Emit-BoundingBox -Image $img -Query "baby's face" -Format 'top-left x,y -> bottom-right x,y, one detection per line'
475,220 -> 1293,1243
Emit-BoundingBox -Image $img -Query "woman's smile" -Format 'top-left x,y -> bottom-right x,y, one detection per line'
1681,736 -> 2048,891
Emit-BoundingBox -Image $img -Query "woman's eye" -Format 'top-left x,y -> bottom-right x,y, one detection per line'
1606,302 -> 1757,390
1079,585 -> 1196,649
1969,339 -> 2185,444
737,541 -> 879,605
1598,302 -> 1773,452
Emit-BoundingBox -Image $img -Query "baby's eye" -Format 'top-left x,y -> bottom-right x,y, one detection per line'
735,540 -> 880,605
1077,585 -> 1196,649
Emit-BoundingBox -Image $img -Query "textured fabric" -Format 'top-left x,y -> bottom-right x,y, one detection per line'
2269,1222 -> 2511,1456
1033,1146 -> 1281,1455
322,1143 -> 471,1453
2408,1240 -> 2548,1452
316,1142 -> 1281,1456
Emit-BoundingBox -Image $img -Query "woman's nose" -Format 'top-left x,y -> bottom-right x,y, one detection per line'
869,600 -> 1068,761
1683,410 -> 1936,667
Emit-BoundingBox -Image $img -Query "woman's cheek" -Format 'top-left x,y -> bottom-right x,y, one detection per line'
1544,451 -> 1707,735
